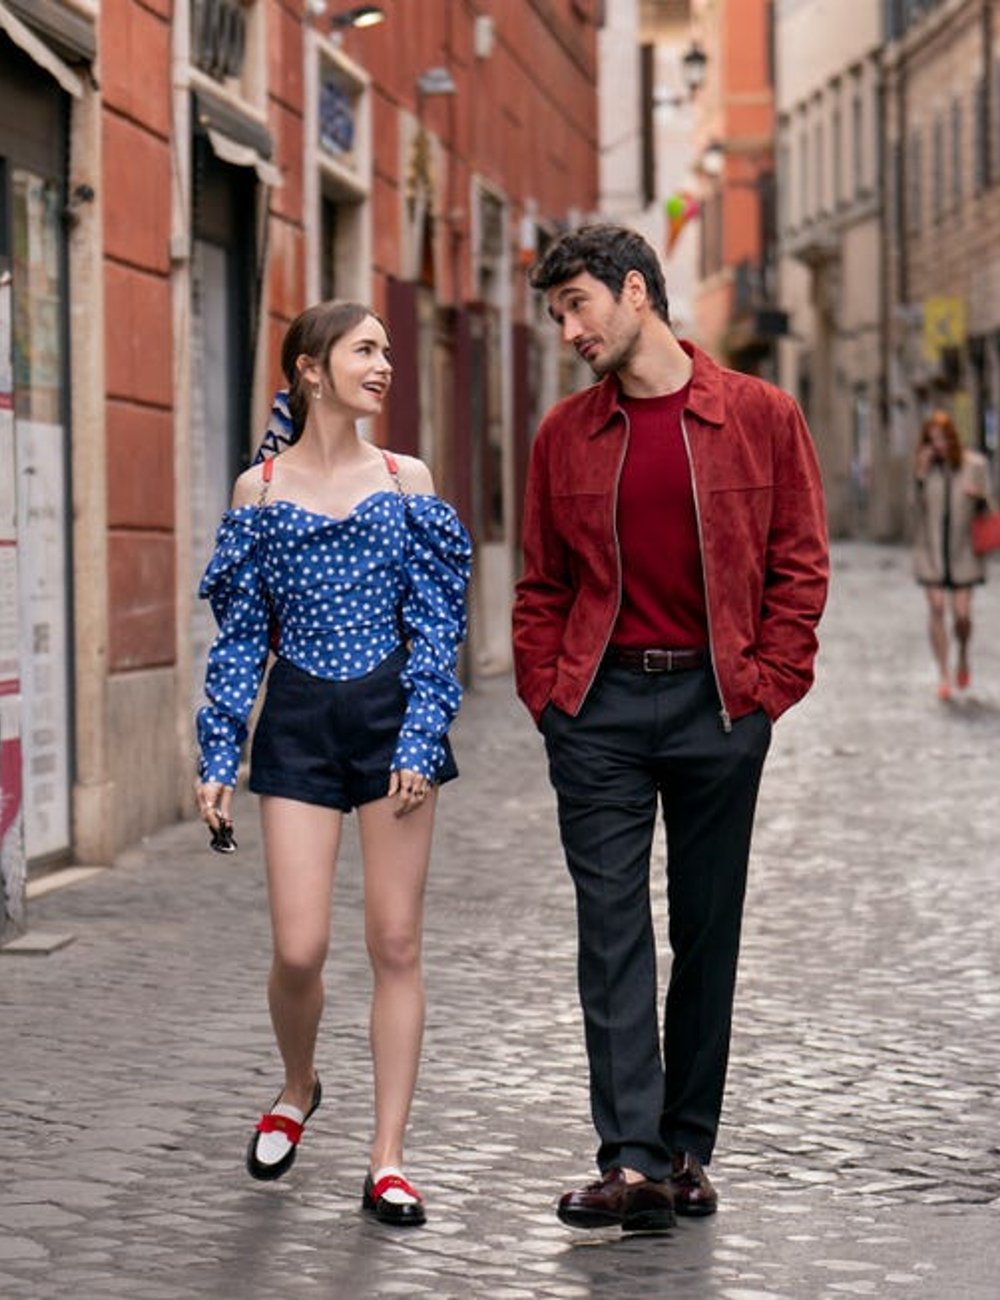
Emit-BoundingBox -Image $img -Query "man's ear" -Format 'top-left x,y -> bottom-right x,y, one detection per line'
623,269 -> 648,310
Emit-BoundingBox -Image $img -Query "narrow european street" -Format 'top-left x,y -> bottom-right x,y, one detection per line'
3,541 -> 1000,1299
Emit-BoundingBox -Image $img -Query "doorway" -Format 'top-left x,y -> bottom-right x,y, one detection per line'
0,46 -> 73,867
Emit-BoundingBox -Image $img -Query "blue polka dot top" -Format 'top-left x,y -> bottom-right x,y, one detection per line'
196,481 -> 472,789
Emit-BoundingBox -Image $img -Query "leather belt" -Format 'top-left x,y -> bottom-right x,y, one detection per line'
605,646 -> 707,674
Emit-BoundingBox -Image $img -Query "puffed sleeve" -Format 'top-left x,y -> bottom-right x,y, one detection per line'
195,509 -> 271,786
392,496 -> 472,780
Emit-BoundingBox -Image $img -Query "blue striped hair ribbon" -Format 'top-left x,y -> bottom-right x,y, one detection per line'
252,389 -> 294,463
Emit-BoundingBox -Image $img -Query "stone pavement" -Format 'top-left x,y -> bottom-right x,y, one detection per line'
3,541 -> 1000,1300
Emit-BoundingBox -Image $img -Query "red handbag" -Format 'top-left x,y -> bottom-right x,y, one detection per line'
971,510 -> 1000,556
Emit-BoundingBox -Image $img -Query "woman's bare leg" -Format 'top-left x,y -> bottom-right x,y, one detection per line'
952,587 -> 973,685
357,791 -> 437,1172
260,795 -> 342,1110
925,586 -> 949,691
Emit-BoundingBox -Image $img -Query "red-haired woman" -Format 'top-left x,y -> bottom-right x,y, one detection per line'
912,409 -> 992,699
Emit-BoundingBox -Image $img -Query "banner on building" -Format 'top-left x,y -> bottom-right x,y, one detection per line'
922,296 -> 966,362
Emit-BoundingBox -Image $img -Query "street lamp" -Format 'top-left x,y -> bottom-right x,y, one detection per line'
654,38 -> 710,110
330,4 -> 386,31
699,140 -> 725,177
416,67 -> 457,99
680,40 -> 708,96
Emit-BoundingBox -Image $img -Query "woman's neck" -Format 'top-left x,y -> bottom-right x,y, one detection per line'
289,411 -> 373,473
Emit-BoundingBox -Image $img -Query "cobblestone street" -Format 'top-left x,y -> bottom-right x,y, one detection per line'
3,541 -> 1000,1299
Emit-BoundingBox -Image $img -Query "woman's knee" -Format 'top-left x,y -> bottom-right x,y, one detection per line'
272,940 -> 328,988
366,925 -> 421,978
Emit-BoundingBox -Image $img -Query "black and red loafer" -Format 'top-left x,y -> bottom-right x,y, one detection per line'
246,1075 -> 322,1182
362,1168 -> 426,1227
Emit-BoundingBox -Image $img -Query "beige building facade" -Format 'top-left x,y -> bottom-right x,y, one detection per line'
883,0 -> 1000,520
598,0 -> 703,338
775,0 -> 887,537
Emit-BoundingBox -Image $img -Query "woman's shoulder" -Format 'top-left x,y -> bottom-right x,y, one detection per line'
231,462 -> 269,510
387,452 -> 435,496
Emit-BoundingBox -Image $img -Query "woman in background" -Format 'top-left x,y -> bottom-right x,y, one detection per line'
912,409 -> 991,699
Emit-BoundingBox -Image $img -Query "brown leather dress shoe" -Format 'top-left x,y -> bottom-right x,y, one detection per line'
669,1151 -> 718,1216
557,1166 -> 676,1232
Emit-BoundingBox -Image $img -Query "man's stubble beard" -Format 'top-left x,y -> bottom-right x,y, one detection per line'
588,324 -> 640,379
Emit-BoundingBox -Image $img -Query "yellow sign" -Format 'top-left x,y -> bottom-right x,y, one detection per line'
922,296 -> 966,360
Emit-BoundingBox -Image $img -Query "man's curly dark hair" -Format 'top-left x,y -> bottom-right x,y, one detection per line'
529,224 -> 672,325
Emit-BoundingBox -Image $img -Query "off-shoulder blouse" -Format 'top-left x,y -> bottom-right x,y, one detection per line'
196,484 -> 471,788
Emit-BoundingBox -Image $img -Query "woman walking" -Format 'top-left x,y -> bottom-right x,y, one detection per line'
912,409 -> 991,699
194,301 -> 471,1226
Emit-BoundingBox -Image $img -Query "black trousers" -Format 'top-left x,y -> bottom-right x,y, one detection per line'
542,662 -> 771,1179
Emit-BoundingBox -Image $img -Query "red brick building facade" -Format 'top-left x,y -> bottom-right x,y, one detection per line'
0,0 -> 598,928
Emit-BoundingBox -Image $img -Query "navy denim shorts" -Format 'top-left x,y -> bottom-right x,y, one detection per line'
249,646 -> 458,812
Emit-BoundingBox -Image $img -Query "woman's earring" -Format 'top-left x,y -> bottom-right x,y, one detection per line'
313,383 -> 322,401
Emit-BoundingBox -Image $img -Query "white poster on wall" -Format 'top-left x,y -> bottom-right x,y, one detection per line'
15,418 -> 69,859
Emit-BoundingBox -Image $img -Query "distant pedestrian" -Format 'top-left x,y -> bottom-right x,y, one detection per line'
195,300 -> 471,1227
912,409 -> 992,699
513,224 -> 829,1232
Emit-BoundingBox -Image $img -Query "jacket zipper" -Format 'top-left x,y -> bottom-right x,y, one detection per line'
579,411 -> 630,704
681,413 -> 732,733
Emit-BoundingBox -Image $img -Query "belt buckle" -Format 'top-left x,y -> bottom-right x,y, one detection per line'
642,649 -> 670,673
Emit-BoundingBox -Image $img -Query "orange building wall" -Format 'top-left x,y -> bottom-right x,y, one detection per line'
694,0 -> 775,358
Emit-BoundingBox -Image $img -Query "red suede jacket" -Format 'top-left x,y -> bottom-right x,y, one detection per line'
512,343 -> 829,729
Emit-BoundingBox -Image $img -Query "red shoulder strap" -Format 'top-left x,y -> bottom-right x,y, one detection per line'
262,457 -> 275,482
381,449 -> 405,496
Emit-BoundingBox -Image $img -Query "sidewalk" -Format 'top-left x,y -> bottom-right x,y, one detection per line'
3,541 -> 1000,1299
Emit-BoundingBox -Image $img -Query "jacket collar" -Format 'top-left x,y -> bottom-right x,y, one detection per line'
586,339 -> 726,436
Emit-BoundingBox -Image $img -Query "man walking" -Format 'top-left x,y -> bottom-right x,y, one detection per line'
512,224 -> 828,1231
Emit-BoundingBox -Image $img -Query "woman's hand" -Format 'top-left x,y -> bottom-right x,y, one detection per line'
196,780 -> 233,831
388,769 -> 431,818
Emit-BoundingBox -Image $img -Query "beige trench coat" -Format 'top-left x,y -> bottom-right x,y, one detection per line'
912,449 -> 991,587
